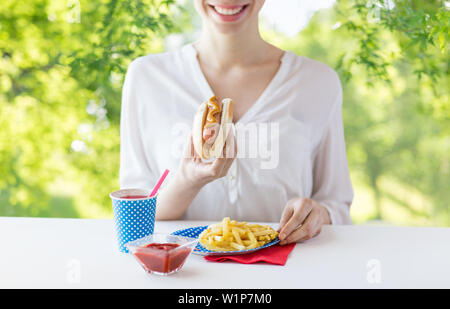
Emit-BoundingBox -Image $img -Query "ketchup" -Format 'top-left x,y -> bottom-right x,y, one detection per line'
121,195 -> 148,199
132,243 -> 192,274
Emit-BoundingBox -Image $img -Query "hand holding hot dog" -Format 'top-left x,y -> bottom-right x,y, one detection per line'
175,95 -> 236,188
155,96 -> 236,220
178,129 -> 236,189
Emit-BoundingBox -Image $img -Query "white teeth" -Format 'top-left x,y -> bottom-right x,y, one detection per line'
213,5 -> 244,15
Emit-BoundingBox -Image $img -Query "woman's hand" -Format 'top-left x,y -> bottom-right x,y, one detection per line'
277,197 -> 331,245
155,131 -> 236,220
178,131 -> 236,190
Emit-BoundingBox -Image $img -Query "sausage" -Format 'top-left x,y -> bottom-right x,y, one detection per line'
203,123 -> 220,145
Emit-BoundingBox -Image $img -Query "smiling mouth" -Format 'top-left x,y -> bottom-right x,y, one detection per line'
209,4 -> 249,16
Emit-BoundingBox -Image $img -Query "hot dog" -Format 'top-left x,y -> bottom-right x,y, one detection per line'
192,95 -> 233,159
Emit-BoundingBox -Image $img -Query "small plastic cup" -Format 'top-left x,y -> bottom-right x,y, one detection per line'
110,188 -> 157,253
126,234 -> 198,276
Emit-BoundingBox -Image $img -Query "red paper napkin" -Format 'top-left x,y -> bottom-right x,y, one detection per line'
204,243 -> 296,266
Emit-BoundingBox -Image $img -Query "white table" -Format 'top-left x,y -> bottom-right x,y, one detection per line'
0,217 -> 449,289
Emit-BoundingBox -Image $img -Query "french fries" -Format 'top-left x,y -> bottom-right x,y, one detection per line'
198,217 -> 278,252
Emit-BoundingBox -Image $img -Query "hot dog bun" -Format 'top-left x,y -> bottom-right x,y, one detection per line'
192,96 -> 234,159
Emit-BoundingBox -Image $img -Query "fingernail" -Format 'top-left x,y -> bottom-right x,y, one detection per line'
279,233 -> 285,240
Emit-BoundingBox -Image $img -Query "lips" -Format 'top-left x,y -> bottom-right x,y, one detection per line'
207,3 -> 250,22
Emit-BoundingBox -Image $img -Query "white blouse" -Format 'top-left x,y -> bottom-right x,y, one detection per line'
120,43 -> 354,224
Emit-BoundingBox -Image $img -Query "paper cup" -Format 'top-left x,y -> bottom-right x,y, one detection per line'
110,188 -> 157,253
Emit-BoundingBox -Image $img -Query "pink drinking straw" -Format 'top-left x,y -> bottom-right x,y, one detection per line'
149,169 -> 169,197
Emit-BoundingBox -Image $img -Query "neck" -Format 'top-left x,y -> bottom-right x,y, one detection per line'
194,23 -> 270,69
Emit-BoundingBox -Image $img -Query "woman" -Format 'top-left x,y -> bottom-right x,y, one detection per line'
120,0 -> 354,245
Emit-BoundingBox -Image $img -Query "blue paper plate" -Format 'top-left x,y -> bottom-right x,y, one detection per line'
171,225 -> 279,256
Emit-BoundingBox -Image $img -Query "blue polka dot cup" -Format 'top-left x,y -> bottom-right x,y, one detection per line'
110,188 -> 157,253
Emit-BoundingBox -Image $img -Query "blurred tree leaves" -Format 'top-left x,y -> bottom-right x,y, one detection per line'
0,0 -> 177,216
335,0 -> 449,224
262,0 -> 449,225
335,0 -> 449,128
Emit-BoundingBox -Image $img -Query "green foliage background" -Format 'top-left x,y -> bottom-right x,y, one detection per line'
0,0 -> 448,225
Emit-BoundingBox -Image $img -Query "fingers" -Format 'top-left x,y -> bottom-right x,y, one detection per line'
278,203 -> 294,233
280,208 -> 322,245
186,133 -> 206,164
209,155 -> 227,174
220,157 -> 234,177
186,125 -> 237,182
223,124 -> 237,159
207,128 -> 236,177
278,198 -> 314,241
209,150 -> 232,177
182,133 -> 195,159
